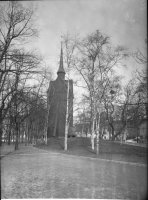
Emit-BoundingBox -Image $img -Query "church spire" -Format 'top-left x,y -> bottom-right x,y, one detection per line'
57,43 -> 65,79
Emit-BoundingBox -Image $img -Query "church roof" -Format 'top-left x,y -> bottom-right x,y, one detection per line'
57,45 -> 65,74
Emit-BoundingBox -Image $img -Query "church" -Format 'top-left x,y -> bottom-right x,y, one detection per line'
47,45 -> 73,138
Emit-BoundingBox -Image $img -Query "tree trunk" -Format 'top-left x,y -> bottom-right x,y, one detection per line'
91,117 -> 95,150
96,111 -> 100,155
8,119 -> 13,145
44,124 -> 48,145
25,134 -> 27,146
86,128 -> 88,137
110,123 -> 115,141
96,128 -> 99,154
53,107 -> 58,137
0,110 -> 3,146
15,124 -> 19,150
109,130 -> 112,140
82,124 -> 84,137
32,136 -> 34,145
28,126 -> 30,145
120,133 -> 123,145
6,130 -> 8,144
65,79 -> 69,151
12,130 -> 14,143
91,94 -> 95,150
8,129 -> 11,145
21,130 -> 24,143
25,119 -> 28,146
30,130 -> 32,145
18,129 -> 20,143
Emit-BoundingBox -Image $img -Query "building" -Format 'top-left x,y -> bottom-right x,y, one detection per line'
47,45 -> 73,138
139,118 -> 147,142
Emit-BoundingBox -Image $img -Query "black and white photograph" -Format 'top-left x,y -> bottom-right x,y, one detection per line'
0,0 -> 147,199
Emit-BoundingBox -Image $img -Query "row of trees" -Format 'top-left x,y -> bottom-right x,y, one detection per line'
0,1 -> 52,149
0,2 -> 146,153
61,31 -> 147,154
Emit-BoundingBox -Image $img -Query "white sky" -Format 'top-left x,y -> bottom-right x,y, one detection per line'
25,0 -> 146,84
21,0 -> 147,117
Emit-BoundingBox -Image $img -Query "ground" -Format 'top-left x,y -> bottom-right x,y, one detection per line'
0,138 -> 147,199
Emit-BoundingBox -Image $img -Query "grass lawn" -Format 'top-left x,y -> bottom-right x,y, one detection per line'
1,138 -> 147,199
35,137 -> 147,165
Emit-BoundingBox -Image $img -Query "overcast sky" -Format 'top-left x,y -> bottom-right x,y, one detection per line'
27,0 -> 146,81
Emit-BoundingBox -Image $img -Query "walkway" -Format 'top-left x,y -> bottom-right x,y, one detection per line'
114,140 -> 147,148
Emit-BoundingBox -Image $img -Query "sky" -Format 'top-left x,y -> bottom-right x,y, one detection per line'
25,0 -> 147,82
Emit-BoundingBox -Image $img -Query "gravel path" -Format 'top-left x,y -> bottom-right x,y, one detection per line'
1,145 -> 147,199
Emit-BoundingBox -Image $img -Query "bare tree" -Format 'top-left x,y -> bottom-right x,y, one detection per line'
105,78 -> 146,142
0,1 -> 41,146
132,39 -> 147,65
132,39 -> 147,119
62,34 -> 78,150
102,75 -> 123,140
0,1 -> 37,64
67,30 -> 128,153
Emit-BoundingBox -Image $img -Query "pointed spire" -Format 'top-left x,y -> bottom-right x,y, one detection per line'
57,42 -> 65,76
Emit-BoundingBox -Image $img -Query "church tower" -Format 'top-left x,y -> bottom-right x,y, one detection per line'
47,44 -> 73,138
57,44 -> 65,80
